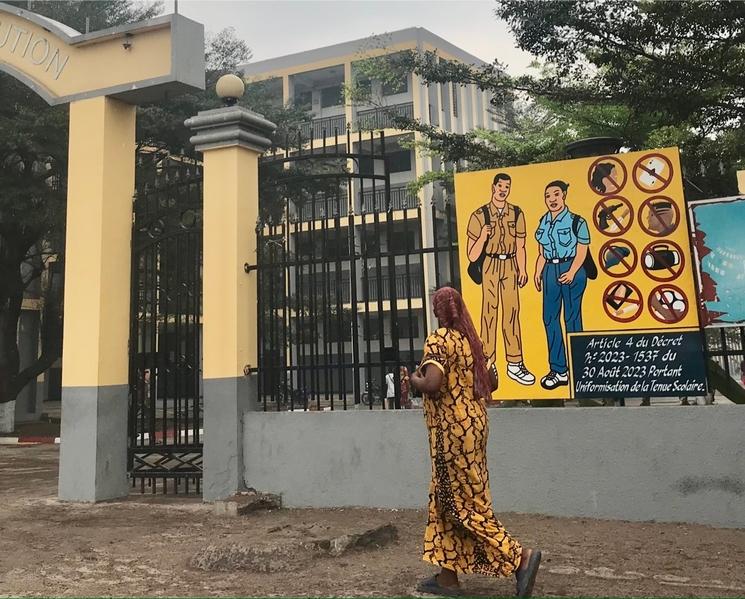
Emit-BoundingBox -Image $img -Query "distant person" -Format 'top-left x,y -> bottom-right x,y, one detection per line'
411,287 -> 541,598
385,370 -> 396,409
400,366 -> 412,409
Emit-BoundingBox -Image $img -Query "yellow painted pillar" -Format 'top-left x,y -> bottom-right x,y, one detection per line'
186,102 -> 276,501
58,96 -> 136,502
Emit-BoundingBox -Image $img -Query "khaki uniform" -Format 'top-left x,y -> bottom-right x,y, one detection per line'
467,202 -> 526,364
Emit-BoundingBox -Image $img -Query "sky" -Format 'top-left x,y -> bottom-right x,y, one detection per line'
166,0 -> 536,75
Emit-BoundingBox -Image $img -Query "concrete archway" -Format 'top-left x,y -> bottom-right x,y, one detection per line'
0,2 -> 204,501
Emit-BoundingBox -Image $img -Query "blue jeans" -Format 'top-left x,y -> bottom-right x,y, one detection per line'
542,262 -> 587,373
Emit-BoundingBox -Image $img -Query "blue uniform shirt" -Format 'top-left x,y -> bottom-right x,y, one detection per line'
535,207 -> 590,260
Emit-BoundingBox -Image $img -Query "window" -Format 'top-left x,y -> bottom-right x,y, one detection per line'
294,90 -> 312,111
321,84 -> 342,108
355,75 -> 372,97
388,149 -> 412,174
358,156 -> 376,176
452,82 -> 459,117
398,314 -> 419,339
382,74 -> 408,96
363,315 -> 381,340
362,230 -> 381,253
328,317 -> 352,342
389,229 -> 419,253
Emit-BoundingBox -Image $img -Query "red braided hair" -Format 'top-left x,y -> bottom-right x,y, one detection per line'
432,287 -> 490,399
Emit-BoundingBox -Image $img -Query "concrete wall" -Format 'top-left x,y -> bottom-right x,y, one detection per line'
243,406 -> 745,528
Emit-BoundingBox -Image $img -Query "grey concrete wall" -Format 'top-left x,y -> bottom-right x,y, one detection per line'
58,385 -> 129,502
243,406 -> 745,528
203,375 -> 258,501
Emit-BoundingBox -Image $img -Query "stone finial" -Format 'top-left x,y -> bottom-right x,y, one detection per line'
185,106 -> 277,153
216,74 -> 245,106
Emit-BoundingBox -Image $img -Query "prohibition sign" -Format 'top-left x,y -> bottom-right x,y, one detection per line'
641,240 -> 685,282
632,153 -> 674,193
638,195 -> 680,237
588,155 -> 628,196
593,195 -> 634,237
648,284 -> 689,324
603,280 -> 643,322
599,239 -> 638,278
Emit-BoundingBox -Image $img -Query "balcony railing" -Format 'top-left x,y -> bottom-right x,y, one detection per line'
356,103 -> 414,131
298,199 -> 349,221
299,274 -> 352,304
298,114 -> 347,141
360,185 -> 419,214
364,270 -> 423,302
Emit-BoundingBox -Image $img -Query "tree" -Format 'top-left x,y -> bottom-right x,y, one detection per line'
0,1 -> 161,417
0,1 -> 314,421
496,0 -> 745,198
138,27 -> 308,155
379,1 -> 745,199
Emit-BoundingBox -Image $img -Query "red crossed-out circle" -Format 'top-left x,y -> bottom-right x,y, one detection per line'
599,239 -> 638,279
641,240 -> 685,282
633,153 -> 674,193
588,155 -> 628,196
593,195 -> 634,237
603,280 -> 643,323
638,195 -> 680,237
648,284 -> 689,324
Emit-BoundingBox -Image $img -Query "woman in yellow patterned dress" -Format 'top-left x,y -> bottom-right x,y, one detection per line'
411,287 -> 541,598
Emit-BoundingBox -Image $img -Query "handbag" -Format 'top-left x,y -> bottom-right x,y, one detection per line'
467,205 -> 491,284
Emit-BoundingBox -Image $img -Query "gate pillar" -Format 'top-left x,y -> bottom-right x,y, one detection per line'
186,84 -> 276,501
59,97 -> 136,501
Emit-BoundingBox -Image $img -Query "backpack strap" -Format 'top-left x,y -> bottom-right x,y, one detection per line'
572,213 -> 581,236
513,204 -> 522,221
481,204 -> 490,226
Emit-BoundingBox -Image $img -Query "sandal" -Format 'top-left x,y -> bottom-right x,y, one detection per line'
515,549 -> 542,598
416,574 -> 464,597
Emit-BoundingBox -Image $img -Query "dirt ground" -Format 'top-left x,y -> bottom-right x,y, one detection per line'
2,445 -> 745,598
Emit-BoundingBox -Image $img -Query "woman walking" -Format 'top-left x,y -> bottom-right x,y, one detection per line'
411,287 -> 541,597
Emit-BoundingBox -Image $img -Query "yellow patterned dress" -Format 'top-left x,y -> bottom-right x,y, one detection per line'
420,327 -> 523,577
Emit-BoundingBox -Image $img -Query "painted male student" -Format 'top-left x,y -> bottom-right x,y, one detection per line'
467,173 -> 535,386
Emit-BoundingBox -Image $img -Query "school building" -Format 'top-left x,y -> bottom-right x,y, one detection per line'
240,28 -> 503,385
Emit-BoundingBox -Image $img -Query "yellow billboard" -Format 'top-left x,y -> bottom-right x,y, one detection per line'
454,147 -> 705,400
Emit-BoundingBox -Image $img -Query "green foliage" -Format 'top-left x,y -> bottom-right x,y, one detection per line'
0,0 -> 160,405
341,36 -> 416,109
383,1 -> 745,199
6,0 -> 163,32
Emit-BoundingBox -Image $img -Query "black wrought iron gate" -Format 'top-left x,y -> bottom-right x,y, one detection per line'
255,128 -> 460,411
128,149 -> 203,493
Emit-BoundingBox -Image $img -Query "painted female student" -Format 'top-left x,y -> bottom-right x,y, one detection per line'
533,180 -> 591,390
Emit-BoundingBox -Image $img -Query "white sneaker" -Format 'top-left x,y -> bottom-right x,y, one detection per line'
507,362 -> 535,385
540,370 -> 569,390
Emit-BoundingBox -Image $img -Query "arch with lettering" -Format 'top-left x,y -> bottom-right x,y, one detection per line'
0,2 -> 204,105
0,2 -> 206,502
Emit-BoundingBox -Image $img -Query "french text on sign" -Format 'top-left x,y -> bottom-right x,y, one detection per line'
569,330 -> 707,399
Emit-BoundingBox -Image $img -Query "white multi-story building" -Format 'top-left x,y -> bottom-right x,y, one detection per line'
240,28 -> 503,402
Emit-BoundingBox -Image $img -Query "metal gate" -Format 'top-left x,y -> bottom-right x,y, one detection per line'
128,149 -> 204,493
255,128 -> 459,411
